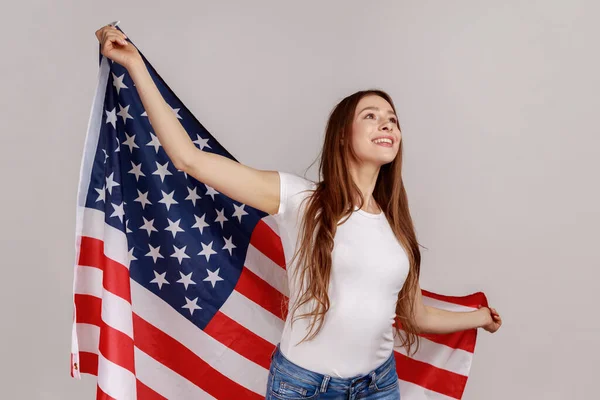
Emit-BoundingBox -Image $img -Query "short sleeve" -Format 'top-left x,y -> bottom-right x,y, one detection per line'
274,171 -> 316,219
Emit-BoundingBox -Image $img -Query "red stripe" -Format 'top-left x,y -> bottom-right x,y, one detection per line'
420,329 -> 477,353
235,267 -> 288,320
74,334 -> 177,400
74,294 -> 102,326
394,351 -> 467,399
98,322 -> 136,374
78,236 -> 131,303
204,311 -> 276,369
422,290 -> 488,309
132,314 -> 263,400
77,351 -> 99,376
74,294 -> 135,374
96,385 -> 117,400
250,220 -> 286,268
395,314 -> 478,353
136,379 -> 168,400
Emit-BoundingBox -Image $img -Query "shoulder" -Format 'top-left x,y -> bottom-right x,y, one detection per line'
276,171 -> 317,217
278,171 -> 317,192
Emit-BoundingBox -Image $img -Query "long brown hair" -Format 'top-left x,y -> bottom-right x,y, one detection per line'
287,89 -> 423,357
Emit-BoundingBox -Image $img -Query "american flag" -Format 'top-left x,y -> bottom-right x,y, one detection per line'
71,24 -> 488,400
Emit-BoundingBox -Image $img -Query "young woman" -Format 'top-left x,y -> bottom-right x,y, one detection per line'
96,24 -> 502,400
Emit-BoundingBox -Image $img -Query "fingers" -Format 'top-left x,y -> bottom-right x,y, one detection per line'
490,307 -> 502,324
96,25 -> 128,46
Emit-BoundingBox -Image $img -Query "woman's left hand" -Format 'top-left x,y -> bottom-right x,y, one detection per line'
478,305 -> 502,333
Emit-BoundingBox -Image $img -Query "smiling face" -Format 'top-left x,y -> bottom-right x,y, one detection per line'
349,94 -> 401,167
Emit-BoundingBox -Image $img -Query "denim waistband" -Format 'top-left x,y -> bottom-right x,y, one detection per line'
270,344 -> 397,393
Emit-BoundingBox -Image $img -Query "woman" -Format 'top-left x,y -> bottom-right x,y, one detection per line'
95,25 -> 502,400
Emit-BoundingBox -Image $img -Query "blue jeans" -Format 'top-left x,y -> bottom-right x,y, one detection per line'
265,344 -> 401,399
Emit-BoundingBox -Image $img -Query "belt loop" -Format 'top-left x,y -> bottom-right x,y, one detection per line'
369,371 -> 377,389
320,375 -> 330,393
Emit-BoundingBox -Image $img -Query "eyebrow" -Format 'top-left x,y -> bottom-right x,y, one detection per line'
358,106 -> 397,116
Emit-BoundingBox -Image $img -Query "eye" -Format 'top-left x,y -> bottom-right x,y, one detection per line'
365,113 -> 375,119
390,117 -> 397,124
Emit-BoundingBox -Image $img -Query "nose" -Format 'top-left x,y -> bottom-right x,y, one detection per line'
381,122 -> 394,132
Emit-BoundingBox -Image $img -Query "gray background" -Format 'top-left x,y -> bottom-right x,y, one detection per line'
1,0 -> 598,399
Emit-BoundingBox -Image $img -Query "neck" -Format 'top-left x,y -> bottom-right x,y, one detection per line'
348,161 -> 381,213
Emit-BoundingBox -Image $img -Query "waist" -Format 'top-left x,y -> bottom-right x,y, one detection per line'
270,343 -> 397,391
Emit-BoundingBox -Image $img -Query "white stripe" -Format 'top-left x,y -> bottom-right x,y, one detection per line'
398,379 -> 458,400
74,322 -> 217,399
80,208 -> 129,269
244,244 -> 288,296
394,336 -> 472,376
75,323 -> 100,353
134,347 -> 216,400
422,296 -> 476,313
102,288 -> 134,338
221,290 -> 284,345
97,351 -> 137,400
130,280 -> 269,395
74,266 -> 103,298
72,55 -> 111,379
261,215 -> 280,236
73,263 -> 134,339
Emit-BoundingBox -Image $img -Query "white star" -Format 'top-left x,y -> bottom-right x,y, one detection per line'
158,190 -> 178,211
105,107 -> 117,129
112,72 -> 129,95
146,132 -> 162,153
182,297 -> 201,315
185,186 -> 201,206
150,270 -> 169,290
105,172 -> 120,195
122,132 -> 139,152
152,161 -> 172,183
114,136 -> 120,152
170,105 -> 182,119
102,149 -> 109,163
127,247 -> 137,267
198,241 -> 217,262
134,189 -> 152,209
171,245 -> 190,265
139,216 -> 158,236
128,161 -> 145,181
125,219 -> 132,233
117,103 -> 134,124
191,214 -> 210,234
141,104 -> 181,119
177,271 -> 196,290
110,202 -> 125,222
205,184 -> 219,201
95,185 -> 105,203
215,208 -> 228,229
165,218 -> 184,238
193,134 -> 211,150
145,244 -> 164,263
222,236 -> 237,256
203,268 -> 224,288
232,204 -> 249,223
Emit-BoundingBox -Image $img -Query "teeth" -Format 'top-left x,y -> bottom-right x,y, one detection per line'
372,138 -> 392,144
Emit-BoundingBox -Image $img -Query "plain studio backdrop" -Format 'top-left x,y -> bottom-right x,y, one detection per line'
1,0 -> 598,399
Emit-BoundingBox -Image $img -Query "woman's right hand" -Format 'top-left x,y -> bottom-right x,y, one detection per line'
95,24 -> 142,70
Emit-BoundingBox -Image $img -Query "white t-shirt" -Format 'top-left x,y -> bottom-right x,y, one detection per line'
272,171 -> 410,378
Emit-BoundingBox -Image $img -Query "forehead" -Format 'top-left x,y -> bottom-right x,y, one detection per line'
355,95 -> 394,115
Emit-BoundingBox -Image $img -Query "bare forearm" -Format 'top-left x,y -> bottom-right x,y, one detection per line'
418,306 -> 486,334
126,60 -> 195,169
